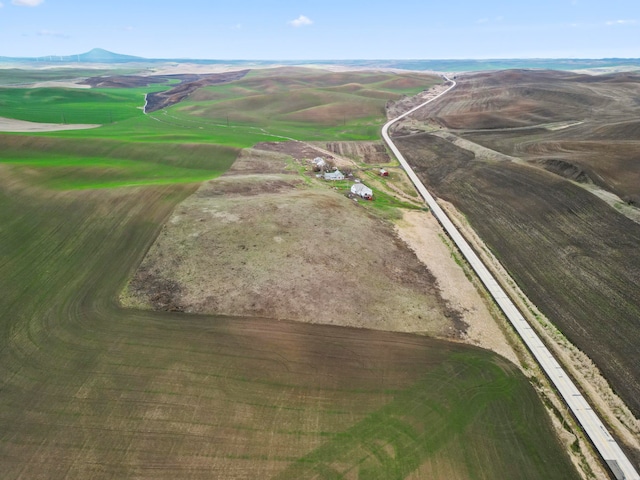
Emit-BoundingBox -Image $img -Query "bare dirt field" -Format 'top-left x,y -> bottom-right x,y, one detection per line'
0,115 -> 99,132
394,126 -> 640,465
323,140 -> 392,164
30,80 -> 92,89
416,69 -> 640,204
395,210 -> 518,364
254,140 -> 345,166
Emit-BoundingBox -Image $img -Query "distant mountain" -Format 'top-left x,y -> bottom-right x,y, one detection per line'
0,48 -> 147,64
77,48 -> 143,63
0,49 -> 639,72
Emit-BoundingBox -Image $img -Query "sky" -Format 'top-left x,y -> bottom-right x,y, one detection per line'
0,0 -> 639,59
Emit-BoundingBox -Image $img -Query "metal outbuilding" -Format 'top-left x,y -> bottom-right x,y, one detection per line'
350,183 -> 373,200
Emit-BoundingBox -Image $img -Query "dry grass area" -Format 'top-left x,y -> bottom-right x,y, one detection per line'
122,148 -> 469,337
123,81 -> 519,357
395,210 -> 518,365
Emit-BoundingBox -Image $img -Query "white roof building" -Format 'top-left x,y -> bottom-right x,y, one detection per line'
324,169 -> 345,181
351,183 -> 373,199
312,157 -> 327,169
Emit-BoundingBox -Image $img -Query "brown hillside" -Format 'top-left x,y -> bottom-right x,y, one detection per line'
425,70 -> 640,202
392,69 -> 640,425
145,70 -> 250,112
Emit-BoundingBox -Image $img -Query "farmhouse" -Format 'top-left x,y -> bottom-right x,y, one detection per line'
351,183 -> 373,200
324,169 -> 345,181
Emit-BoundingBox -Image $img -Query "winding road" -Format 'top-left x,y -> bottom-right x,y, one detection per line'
382,76 -> 640,480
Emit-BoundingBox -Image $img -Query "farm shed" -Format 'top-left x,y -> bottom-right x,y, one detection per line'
351,183 -> 373,200
324,169 -> 345,181
312,157 -> 327,171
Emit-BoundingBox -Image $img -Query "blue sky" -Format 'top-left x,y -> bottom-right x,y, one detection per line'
0,0 -> 639,59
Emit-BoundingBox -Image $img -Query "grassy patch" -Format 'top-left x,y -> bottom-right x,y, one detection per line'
0,135 -> 238,189
1,68 -> 439,148
275,353 -> 579,480
0,86 -> 164,124
326,178 -> 420,220
163,68 -> 441,144
0,67 -> 139,86
1,155 -> 225,189
362,188 -> 420,220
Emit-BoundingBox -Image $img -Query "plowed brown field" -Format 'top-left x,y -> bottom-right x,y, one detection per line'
417,69 -> 640,204
392,69 -> 640,438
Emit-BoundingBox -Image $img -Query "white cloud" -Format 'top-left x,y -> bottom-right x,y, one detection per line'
289,15 -> 313,28
606,19 -> 637,26
12,0 -> 44,6
0,2 -> 4,8
37,29 -> 70,39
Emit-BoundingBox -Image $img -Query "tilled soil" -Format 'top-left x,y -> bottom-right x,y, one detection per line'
144,70 -> 250,113
323,141 -> 391,164
254,140 -> 338,163
417,69 -> 640,204
395,132 -> 640,426
80,75 -> 170,88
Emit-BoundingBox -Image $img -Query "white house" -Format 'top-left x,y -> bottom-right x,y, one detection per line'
351,183 -> 373,200
324,169 -> 345,181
